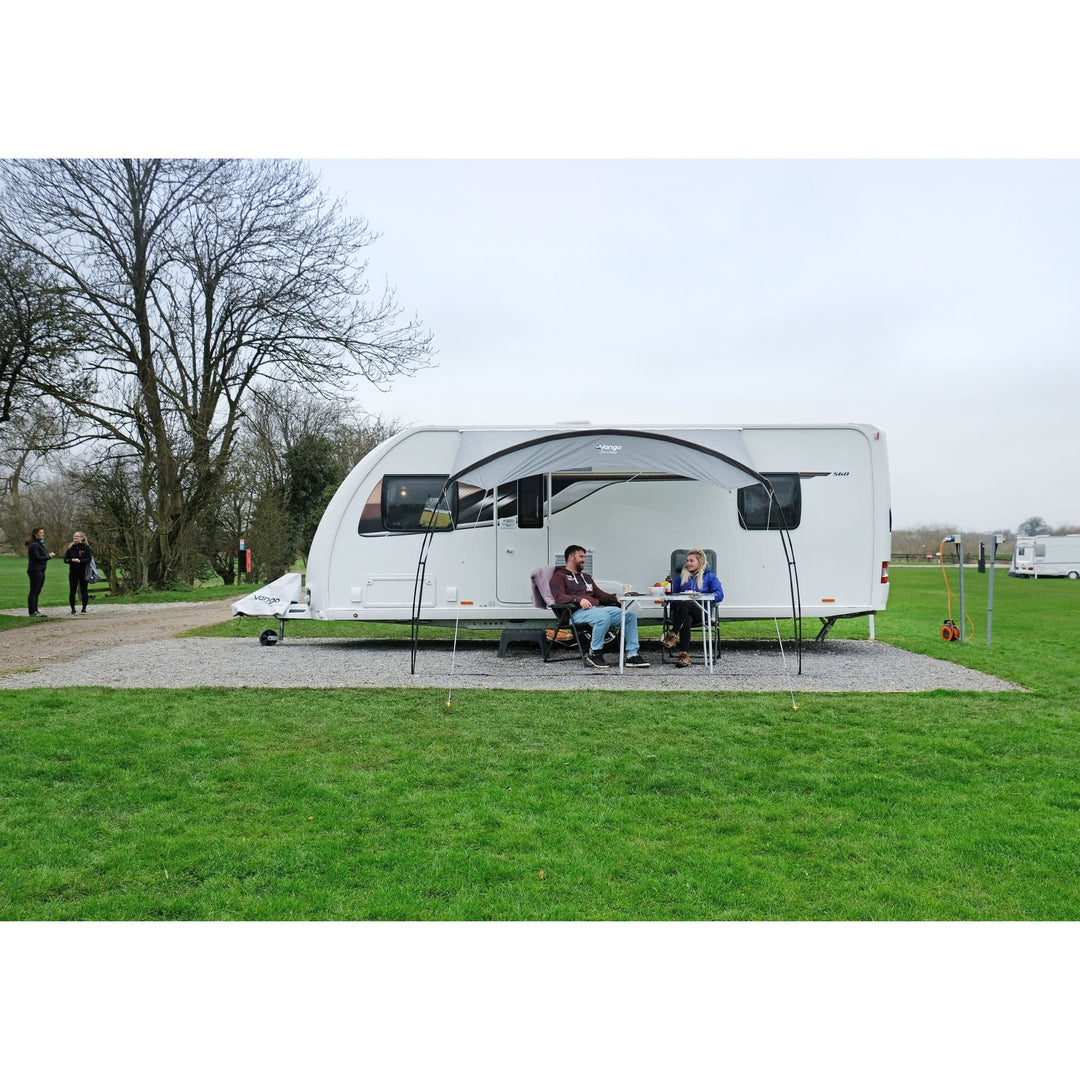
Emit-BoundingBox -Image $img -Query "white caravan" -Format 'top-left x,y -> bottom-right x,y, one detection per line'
234,423 -> 892,640
1010,535 -> 1080,579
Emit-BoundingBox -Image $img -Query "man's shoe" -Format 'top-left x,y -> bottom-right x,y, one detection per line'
661,631 -> 678,649
675,651 -> 691,668
71,608 -> 77,615
586,651 -> 609,668
625,654 -> 650,668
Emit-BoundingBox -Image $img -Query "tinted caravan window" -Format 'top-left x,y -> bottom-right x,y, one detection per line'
737,472 -> 802,530
382,475 -> 457,532
516,474 -> 545,528
360,479 -> 487,534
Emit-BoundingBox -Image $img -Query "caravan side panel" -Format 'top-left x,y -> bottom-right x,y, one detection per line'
301,423 -> 892,627
306,428 -> 473,620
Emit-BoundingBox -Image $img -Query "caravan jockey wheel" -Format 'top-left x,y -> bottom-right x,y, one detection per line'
259,629 -> 280,646
940,620 -> 960,642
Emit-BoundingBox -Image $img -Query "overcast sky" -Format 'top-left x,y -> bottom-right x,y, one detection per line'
9,6 -> 1078,537
312,158 -> 1080,534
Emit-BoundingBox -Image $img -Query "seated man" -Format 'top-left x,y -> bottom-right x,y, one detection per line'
550,544 -> 649,669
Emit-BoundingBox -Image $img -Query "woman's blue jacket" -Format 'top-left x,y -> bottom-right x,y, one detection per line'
670,568 -> 724,602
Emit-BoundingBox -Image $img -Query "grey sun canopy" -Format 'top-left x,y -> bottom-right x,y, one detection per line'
412,426 -> 803,674
443,427 -> 769,494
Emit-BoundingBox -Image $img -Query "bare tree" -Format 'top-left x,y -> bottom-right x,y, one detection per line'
0,400 -> 83,550
79,459 -> 156,591
1018,516 -> 1048,536
0,159 -> 433,587
0,242 -> 85,424
224,386 -> 398,580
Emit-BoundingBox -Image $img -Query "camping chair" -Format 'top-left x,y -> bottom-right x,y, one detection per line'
661,548 -> 722,666
530,565 -> 590,665
530,565 -> 620,666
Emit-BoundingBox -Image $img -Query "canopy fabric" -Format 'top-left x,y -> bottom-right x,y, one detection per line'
411,425 -> 803,676
445,427 -> 766,493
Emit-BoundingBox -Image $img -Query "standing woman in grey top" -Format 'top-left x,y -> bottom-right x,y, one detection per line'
25,527 -> 56,617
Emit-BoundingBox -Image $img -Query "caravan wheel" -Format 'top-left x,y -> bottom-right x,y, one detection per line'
259,629 -> 280,646
1068,571 -> 1079,580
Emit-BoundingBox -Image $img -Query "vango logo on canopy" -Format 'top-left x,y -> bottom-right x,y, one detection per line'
595,442 -> 622,455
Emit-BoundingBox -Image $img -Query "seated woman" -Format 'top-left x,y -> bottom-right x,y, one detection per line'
662,548 -> 724,668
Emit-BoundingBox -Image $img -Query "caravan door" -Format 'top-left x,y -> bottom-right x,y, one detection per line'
496,474 -> 549,603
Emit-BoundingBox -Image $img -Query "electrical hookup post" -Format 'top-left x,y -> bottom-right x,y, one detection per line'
944,535 -> 966,640
982,534 -> 1003,648
944,533 -> 1003,647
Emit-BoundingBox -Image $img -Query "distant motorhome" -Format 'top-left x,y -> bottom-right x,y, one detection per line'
1009,535 -> 1080,579
233,423 -> 892,641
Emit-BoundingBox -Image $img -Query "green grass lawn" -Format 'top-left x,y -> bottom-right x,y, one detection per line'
2,561 -> 1079,920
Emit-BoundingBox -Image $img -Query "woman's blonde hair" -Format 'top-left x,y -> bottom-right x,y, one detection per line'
66,531 -> 87,552
679,548 -> 707,590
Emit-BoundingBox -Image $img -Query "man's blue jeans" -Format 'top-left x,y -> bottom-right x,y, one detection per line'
571,605 -> 640,655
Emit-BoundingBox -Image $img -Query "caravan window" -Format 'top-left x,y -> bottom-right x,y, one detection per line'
359,478 -> 483,534
495,475 -> 545,528
737,472 -> 802,530
445,484 -> 522,529
516,474 -> 545,528
378,475 -> 458,532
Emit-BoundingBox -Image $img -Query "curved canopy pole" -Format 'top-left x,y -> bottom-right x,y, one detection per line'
774,521 -> 803,674
409,487 -> 456,675
409,528 -> 434,675
409,427 -> 804,674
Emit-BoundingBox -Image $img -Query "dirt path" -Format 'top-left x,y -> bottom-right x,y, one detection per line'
0,600 -> 239,675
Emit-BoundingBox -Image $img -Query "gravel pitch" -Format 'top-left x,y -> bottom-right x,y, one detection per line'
0,633 -> 1025,693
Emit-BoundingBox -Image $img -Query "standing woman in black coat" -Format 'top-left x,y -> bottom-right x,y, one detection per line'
25,527 -> 56,617
64,530 -> 93,615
